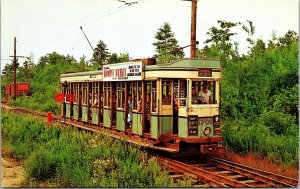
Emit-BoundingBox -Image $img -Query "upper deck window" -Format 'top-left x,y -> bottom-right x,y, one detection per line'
191,80 -> 216,104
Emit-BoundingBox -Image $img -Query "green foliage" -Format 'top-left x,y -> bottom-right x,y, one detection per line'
153,22 -> 184,64
2,112 -> 190,187
92,40 -> 110,68
218,28 -> 298,166
7,52 -> 84,113
222,119 -> 298,165
107,53 -> 130,64
203,20 -> 239,66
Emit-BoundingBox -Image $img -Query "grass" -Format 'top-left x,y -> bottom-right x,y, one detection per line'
1,110 -> 191,187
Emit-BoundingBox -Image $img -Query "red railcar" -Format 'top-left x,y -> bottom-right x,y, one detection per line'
5,83 -> 31,96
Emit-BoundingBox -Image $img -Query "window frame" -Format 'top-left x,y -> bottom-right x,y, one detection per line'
190,79 -> 217,105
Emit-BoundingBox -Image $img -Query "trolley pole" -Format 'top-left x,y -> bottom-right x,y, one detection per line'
13,37 -> 17,101
190,0 -> 197,59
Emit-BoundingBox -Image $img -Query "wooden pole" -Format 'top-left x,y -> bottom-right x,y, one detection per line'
190,0 -> 197,58
13,37 -> 17,101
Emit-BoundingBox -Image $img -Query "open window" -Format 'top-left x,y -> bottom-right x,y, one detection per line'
82,83 -> 88,105
103,82 -> 111,107
117,82 -> 125,109
179,80 -> 187,106
162,80 -> 172,105
91,82 -> 98,107
151,81 -> 157,113
191,80 -> 216,105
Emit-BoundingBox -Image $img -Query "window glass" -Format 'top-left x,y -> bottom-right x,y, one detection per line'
137,82 -> 142,112
191,80 -> 216,104
146,82 -> 151,116
117,82 -> 124,108
179,80 -> 187,106
91,82 -> 98,107
133,82 -> 137,110
162,80 -> 171,105
104,82 -> 111,107
83,83 -> 87,105
151,81 -> 157,112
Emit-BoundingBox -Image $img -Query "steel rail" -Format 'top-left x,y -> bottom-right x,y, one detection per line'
157,156 -> 254,187
208,156 -> 298,187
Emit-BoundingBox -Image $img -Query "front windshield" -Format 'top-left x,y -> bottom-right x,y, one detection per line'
191,80 -> 216,104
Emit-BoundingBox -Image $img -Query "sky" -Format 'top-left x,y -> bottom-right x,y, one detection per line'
1,0 -> 298,71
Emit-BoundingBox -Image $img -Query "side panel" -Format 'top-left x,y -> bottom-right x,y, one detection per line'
178,117 -> 188,138
82,105 -> 88,122
159,116 -> 172,135
91,107 -> 98,124
132,113 -> 142,135
150,115 -> 158,139
66,103 -> 71,118
116,110 -> 125,131
73,104 -> 79,120
103,108 -> 111,128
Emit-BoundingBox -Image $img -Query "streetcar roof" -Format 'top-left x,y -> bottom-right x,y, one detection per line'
145,58 -> 220,71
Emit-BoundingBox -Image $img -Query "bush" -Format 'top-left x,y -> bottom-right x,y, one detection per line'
2,111 -> 191,187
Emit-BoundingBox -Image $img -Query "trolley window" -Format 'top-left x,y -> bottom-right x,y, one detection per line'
117,82 -> 125,108
131,81 -> 142,112
82,83 -> 88,105
151,81 -> 157,112
191,80 -> 216,104
179,80 -> 187,106
91,82 -> 98,107
162,80 -> 172,105
103,82 -> 111,107
74,83 -> 79,104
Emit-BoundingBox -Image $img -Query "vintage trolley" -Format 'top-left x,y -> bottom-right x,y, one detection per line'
60,58 -> 222,153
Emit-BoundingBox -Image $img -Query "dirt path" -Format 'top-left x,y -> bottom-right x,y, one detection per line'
1,157 -> 25,187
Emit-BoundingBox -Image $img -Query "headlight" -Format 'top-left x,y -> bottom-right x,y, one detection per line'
204,127 -> 211,135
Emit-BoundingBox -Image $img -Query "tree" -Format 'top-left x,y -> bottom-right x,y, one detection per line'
22,53 -> 35,82
239,20 -> 255,48
79,55 -> 89,71
204,20 -> 239,67
92,40 -> 110,69
107,53 -> 130,64
153,22 -> 184,64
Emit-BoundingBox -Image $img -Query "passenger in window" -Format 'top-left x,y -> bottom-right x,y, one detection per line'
145,94 -> 151,132
199,84 -> 212,104
112,93 -> 116,125
137,95 -> 142,112
192,87 -> 201,104
92,94 -> 98,107
127,94 -> 133,129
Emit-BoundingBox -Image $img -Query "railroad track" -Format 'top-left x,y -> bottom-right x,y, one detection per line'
3,104 -> 299,187
157,155 -> 299,187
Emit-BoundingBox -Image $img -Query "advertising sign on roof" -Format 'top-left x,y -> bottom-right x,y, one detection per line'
103,62 -> 142,81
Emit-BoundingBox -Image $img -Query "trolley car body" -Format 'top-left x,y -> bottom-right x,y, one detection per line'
60,58 -> 222,153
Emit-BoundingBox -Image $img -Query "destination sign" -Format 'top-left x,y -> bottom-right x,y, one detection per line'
198,68 -> 212,77
103,62 -> 142,81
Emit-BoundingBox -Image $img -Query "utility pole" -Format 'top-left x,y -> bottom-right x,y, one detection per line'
13,37 -> 17,101
9,37 -> 26,101
190,0 -> 197,58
